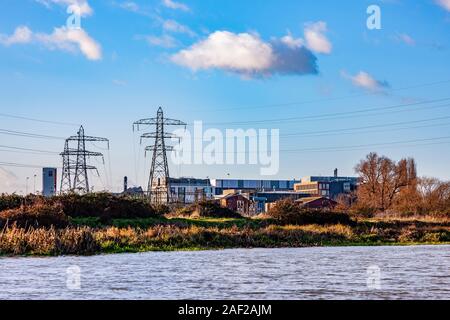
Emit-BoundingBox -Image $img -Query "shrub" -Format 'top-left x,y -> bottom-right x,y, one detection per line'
268,198 -> 354,226
0,193 -> 164,225
153,204 -> 171,216
0,202 -> 69,229
56,193 -> 159,220
171,205 -> 195,217
349,202 -> 377,218
192,201 -> 242,219
0,194 -> 25,211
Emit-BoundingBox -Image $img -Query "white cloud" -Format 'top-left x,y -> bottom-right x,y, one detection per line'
171,31 -> 318,77
162,0 -> 190,11
0,26 -> 33,46
342,71 -> 390,93
36,27 -> 101,60
146,34 -> 178,48
0,25 -> 102,60
304,21 -> 332,54
436,0 -> 450,11
163,20 -> 196,37
394,33 -> 416,46
172,31 -> 273,73
280,33 -> 304,49
36,0 -> 93,17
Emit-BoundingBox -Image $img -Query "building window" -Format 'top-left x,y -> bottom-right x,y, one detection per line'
344,183 -> 350,192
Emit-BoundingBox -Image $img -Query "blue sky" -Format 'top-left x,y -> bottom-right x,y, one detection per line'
0,0 -> 449,193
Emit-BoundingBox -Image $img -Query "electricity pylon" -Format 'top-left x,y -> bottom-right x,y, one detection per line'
60,139 -> 72,192
60,126 -> 109,194
133,107 -> 186,204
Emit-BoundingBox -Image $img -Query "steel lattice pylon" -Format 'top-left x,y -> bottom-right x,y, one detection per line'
60,140 -> 72,192
60,126 -> 109,194
133,107 -> 186,204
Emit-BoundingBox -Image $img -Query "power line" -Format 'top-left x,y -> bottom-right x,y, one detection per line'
190,79 -> 450,112
283,122 -> 450,140
0,112 -> 80,127
0,128 -> 65,140
194,97 -> 450,126
178,136 -> 450,154
0,144 -> 59,154
0,161 -> 60,169
176,115 -> 450,140
287,140 -> 450,154
280,115 -> 450,138
0,149 -> 60,156
281,136 -> 450,153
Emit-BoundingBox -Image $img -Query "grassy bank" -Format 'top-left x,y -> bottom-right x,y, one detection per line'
0,194 -> 448,256
1,216 -> 449,256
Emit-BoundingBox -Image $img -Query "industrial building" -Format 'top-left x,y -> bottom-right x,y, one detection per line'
42,167 -> 57,197
216,190 -> 311,215
169,177 -> 214,204
294,169 -> 358,200
115,169 -> 357,210
250,191 -> 309,214
210,179 -> 299,195
296,197 -> 338,210
219,193 -> 255,216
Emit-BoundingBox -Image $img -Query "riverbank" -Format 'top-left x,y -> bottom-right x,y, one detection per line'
1,216 -> 449,256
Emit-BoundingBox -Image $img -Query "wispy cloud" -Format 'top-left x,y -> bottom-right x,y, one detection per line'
436,0 -> 450,12
35,0 -> 93,17
0,26 -> 33,46
393,32 -> 416,46
163,20 -> 196,37
116,1 -> 154,17
171,30 -> 318,77
341,70 -> 390,94
119,1 -> 139,12
0,25 -> 102,60
162,0 -> 190,12
145,34 -> 178,48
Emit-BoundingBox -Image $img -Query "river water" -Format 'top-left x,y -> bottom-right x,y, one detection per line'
0,245 -> 449,300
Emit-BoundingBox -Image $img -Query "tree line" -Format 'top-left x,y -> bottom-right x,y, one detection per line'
346,152 -> 449,216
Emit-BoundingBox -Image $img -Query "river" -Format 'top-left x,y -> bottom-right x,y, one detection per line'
0,245 -> 449,299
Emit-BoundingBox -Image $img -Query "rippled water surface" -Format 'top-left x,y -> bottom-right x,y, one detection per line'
0,245 -> 449,299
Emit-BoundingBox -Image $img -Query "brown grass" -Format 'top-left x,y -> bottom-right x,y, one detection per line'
0,222 -> 358,256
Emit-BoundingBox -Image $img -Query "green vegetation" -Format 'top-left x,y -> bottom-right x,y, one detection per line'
1,215 -> 448,256
267,198 -> 355,226
0,194 -> 448,256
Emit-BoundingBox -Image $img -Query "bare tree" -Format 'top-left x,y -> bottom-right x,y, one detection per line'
355,153 -> 417,212
416,177 -> 450,214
